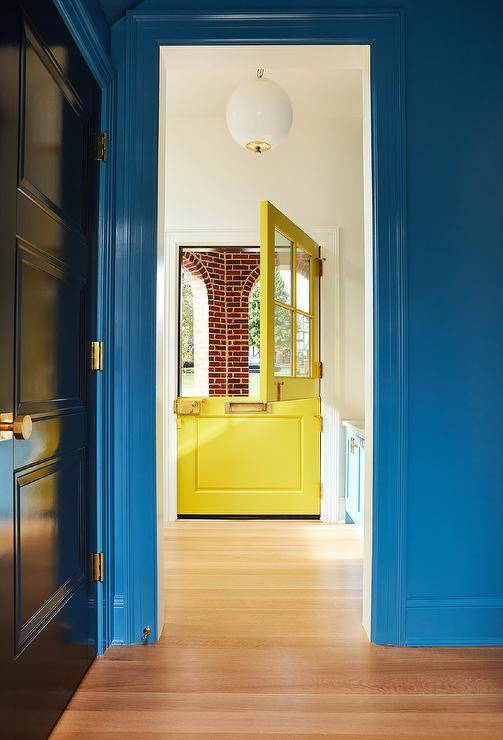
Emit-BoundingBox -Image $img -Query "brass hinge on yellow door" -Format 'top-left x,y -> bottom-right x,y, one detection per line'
313,361 -> 323,379
90,341 -> 104,371
316,414 -> 324,432
314,256 -> 325,277
95,132 -> 107,161
91,552 -> 104,582
319,482 -> 323,499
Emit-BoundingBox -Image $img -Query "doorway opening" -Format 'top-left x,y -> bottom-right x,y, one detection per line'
179,246 -> 261,398
157,44 -> 373,635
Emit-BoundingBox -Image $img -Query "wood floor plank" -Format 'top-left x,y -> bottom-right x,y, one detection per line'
51,522 -> 503,738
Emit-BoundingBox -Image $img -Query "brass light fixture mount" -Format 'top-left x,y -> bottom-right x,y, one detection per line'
245,140 -> 272,154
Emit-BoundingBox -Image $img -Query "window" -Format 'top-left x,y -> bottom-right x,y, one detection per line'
273,230 -> 312,378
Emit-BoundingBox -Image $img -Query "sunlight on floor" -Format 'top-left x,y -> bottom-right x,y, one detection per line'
52,521 -> 503,738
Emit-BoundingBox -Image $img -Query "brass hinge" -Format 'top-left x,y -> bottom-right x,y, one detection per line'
95,132 -> 107,162
90,340 -> 103,371
314,256 -> 325,277
91,552 -> 104,582
313,361 -> 323,379
319,482 -> 323,499
316,414 -> 324,433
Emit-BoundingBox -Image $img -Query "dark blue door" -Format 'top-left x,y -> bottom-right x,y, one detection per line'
0,1 -> 99,736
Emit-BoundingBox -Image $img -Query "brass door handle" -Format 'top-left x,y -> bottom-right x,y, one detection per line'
0,414 -> 33,440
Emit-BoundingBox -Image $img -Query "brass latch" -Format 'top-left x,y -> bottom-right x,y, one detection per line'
173,399 -> 201,415
90,341 -> 103,371
313,361 -> 323,379
91,552 -> 104,582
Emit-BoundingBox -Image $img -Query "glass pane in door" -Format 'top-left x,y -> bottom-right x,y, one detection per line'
274,231 -> 292,305
274,305 -> 292,376
296,247 -> 311,313
296,314 -> 311,377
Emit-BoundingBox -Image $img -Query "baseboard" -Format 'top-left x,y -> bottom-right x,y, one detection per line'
405,598 -> 503,646
112,594 -> 125,645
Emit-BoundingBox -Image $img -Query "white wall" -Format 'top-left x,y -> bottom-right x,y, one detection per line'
164,110 -> 365,422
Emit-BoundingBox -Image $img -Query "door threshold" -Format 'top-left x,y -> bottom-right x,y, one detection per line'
177,514 -> 321,520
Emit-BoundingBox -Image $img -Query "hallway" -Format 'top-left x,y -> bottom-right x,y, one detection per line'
52,521 -> 503,738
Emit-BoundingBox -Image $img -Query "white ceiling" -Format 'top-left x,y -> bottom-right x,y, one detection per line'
162,45 -> 368,119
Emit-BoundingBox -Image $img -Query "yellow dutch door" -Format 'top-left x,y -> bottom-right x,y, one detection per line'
176,202 -> 321,516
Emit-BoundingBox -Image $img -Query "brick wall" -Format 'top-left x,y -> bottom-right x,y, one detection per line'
182,249 -> 260,396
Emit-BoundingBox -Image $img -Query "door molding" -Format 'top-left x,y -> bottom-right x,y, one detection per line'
113,7 -> 407,646
52,0 -> 116,654
162,227 -> 341,525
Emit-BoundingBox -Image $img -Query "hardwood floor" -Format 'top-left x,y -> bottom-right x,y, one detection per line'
52,521 -> 503,738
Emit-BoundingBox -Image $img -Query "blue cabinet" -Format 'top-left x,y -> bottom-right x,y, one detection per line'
343,422 -> 365,530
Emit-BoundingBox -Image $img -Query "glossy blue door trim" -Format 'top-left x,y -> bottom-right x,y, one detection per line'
112,7 -> 408,645
53,0 -> 116,654
53,0 -> 114,85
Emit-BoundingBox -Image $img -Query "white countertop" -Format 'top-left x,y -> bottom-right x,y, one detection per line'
341,419 -> 365,439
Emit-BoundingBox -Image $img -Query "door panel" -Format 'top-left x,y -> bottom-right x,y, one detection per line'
17,246 -> 84,409
16,453 -> 85,640
19,21 -> 89,232
17,190 -> 88,275
0,1 -> 99,737
260,201 -> 320,402
178,398 -> 321,516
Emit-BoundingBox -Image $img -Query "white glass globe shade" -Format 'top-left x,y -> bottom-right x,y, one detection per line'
226,76 -> 293,154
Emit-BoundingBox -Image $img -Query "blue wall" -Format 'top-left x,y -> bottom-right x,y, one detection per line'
140,0 -> 503,644
397,0 -> 503,643
102,0 -> 503,645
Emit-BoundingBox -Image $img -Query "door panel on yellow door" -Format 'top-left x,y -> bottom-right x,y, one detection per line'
196,417 -> 301,490
260,201 -> 320,403
177,397 -> 320,515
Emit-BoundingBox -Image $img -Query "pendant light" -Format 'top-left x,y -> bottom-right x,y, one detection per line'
226,69 -> 293,154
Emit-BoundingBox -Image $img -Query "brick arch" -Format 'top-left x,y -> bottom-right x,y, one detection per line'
181,249 -> 260,396
181,253 -> 210,396
241,264 -> 261,303
224,252 -> 260,395
182,251 -> 215,306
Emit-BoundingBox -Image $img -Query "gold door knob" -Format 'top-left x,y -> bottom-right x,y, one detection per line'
0,414 -> 32,440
